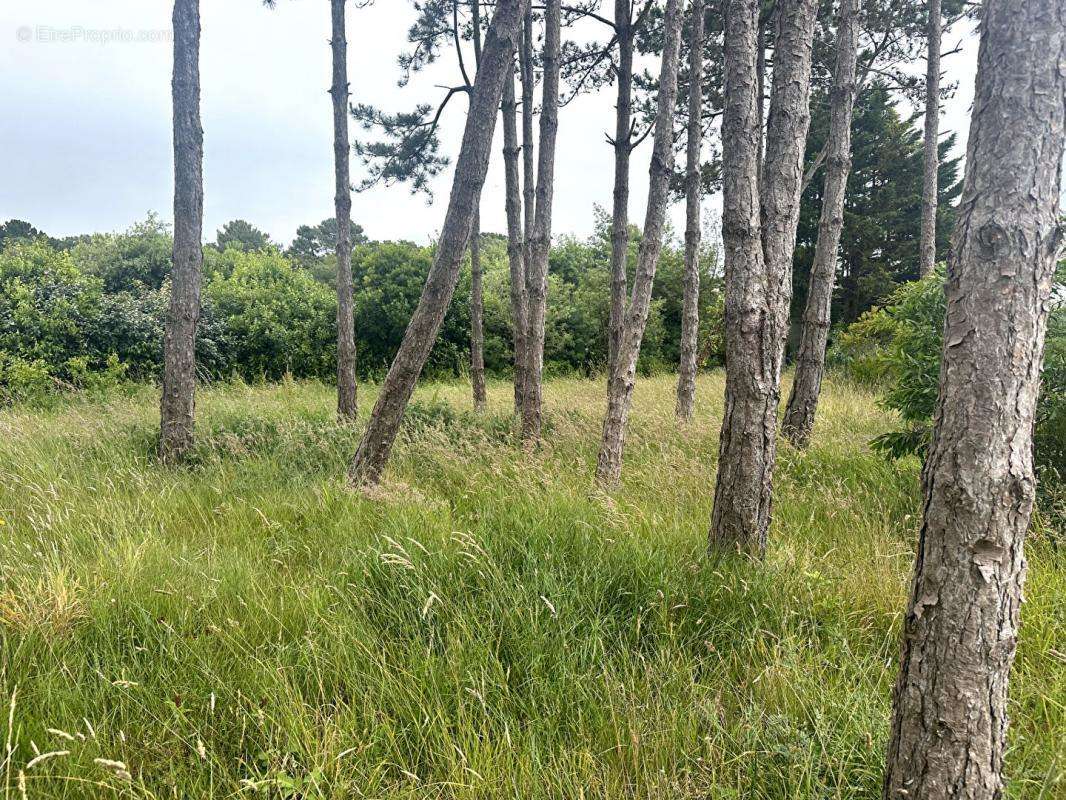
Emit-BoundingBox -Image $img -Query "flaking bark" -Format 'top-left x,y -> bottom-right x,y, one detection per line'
781,0 -> 859,449
883,1 -> 1065,797
160,0 -> 204,463
348,0 -> 529,486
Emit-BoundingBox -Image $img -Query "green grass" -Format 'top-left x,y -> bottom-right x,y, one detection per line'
0,374 -> 1062,799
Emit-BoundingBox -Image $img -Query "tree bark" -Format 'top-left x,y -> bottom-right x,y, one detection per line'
706,0 -> 772,554
781,0 -> 859,449
595,0 -> 683,485
755,10 -> 766,191
502,58 -> 528,415
518,8 -> 536,414
760,0 -> 818,414
521,0 -> 561,441
607,0 -> 636,380
331,0 -> 358,422
469,0 -> 487,412
918,0 -> 940,278
882,2 -> 1066,797
160,0 -> 204,464
675,0 -> 705,423
348,0 -> 528,486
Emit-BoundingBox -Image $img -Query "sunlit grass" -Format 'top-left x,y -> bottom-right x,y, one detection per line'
0,373 -> 1062,798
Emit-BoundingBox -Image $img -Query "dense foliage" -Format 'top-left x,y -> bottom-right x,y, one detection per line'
0,215 -> 723,403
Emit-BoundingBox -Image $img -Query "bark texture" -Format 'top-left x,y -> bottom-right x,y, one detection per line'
595,0 -> 683,485
160,0 -> 204,464
469,0 -> 487,412
502,59 -> 528,415
607,0 -> 636,379
781,0 -> 858,449
331,0 -> 358,422
675,0 -> 705,423
348,0 -> 528,486
518,9 -> 536,414
882,2 -> 1065,797
760,0 -> 818,415
918,0 -> 941,278
707,0 -> 771,553
521,0 -> 561,441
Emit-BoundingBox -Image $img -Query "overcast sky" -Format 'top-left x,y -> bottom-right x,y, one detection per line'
0,2 -> 980,246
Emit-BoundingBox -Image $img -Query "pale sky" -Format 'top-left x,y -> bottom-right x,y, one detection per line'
0,1 -> 979,246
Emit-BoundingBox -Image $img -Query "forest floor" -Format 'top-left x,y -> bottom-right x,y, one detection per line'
0,374 -> 1062,799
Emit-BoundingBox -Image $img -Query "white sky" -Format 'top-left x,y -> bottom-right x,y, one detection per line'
0,1 -> 979,246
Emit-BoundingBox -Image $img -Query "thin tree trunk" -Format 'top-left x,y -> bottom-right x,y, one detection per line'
675,0 -> 705,422
521,0 -> 561,441
520,7 -> 536,295
160,0 -> 204,464
607,0 -> 634,379
502,58 -> 528,414
469,0 -> 487,412
760,0 -> 818,413
706,0 -> 771,553
918,0 -> 940,278
348,0 -> 528,487
781,0 -> 858,449
595,0 -> 683,485
882,2 -> 1066,796
331,0 -> 358,422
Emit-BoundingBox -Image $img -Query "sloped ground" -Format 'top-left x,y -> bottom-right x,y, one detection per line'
0,374 -> 1062,798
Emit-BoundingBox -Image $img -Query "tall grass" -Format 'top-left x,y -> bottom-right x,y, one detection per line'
0,374 -> 1062,798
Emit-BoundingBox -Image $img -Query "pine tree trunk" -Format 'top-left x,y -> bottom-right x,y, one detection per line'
707,0 -> 772,553
470,212 -> 487,411
518,8 -> 536,414
595,0 -> 683,485
502,60 -> 528,415
331,0 -> 358,422
675,0 -> 705,423
160,0 -> 204,464
760,0 -> 818,412
521,0 -> 561,441
918,0 -> 940,278
755,12 -> 766,190
607,0 -> 635,380
469,0 -> 487,412
883,2 -> 1065,796
348,0 -> 528,486
781,0 -> 858,449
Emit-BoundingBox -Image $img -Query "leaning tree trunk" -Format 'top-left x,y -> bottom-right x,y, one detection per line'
469,0 -> 487,412
502,57 -> 528,414
521,0 -> 561,441
160,0 -> 204,464
331,0 -> 358,422
781,0 -> 858,449
883,2 -> 1065,797
760,0 -> 818,414
675,0 -> 705,422
348,0 -> 529,486
595,0 -> 683,486
607,0 -> 635,379
918,0 -> 940,278
706,0 -> 771,554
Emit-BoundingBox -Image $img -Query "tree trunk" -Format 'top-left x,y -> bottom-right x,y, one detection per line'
781,0 -> 858,449
755,11 -> 766,190
160,0 -> 204,464
706,0 -> 772,554
607,0 -> 635,380
675,0 -> 705,423
518,8 -> 536,414
469,0 -> 487,412
331,0 -> 358,422
882,2 -> 1066,796
470,212 -> 487,410
595,0 -> 683,485
918,0 -> 940,278
521,0 -> 561,441
502,58 -> 528,415
760,0 -> 818,412
348,0 -> 528,487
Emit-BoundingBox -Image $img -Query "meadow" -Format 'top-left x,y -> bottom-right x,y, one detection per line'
0,374 -> 1062,798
